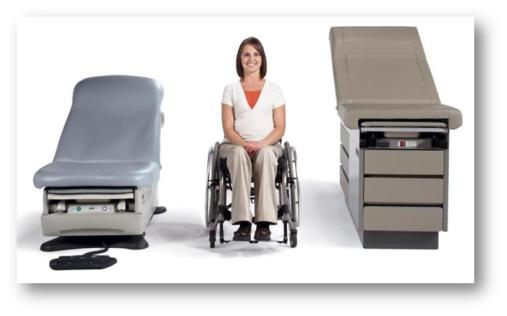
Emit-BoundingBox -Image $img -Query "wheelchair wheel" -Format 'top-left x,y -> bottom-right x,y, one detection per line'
205,142 -> 220,228
284,142 -> 301,227
209,229 -> 216,248
290,230 -> 297,248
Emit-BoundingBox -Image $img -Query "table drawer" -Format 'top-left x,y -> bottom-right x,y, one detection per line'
364,177 -> 444,204
364,206 -> 443,232
364,150 -> 444,175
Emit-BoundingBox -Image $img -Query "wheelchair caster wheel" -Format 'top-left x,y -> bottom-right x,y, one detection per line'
209,230 -> 216,248
290,230 -> 297,248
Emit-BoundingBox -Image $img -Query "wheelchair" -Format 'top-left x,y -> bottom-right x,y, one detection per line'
205,141 -> 300,248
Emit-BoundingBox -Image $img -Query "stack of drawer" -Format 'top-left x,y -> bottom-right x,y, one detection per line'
363,150 -> 445,233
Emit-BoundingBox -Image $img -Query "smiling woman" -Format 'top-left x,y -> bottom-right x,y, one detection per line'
219,37 -> 286,242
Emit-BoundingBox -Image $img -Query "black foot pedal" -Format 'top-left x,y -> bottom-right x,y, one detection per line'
49,245 -> 117,270
50,254 -> 117,270
154,206 -> 167,215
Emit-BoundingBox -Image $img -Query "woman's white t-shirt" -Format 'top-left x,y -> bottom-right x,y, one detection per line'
221,80 -> 285,142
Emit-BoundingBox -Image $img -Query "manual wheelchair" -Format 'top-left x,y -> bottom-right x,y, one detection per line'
205,141 -> 301,248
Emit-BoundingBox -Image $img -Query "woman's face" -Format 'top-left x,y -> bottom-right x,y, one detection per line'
240,44 -> 262,76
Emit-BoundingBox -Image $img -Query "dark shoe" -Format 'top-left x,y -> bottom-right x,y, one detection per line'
254,224 -> 271,241
233,222 -> 251,241
223,209 -> 231,221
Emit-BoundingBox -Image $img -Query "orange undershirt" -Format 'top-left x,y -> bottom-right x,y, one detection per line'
244,90 -> 261,109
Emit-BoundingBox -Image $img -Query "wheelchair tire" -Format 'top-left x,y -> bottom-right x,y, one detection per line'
205,143 -> 220,228
285,142 -> 301,227
290,230 -> 297,248
209,230 -> 216,248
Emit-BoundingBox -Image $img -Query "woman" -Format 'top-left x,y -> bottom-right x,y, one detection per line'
219,37 -> 286,242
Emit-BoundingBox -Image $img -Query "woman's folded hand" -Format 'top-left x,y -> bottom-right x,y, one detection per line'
244,141 -> 265,158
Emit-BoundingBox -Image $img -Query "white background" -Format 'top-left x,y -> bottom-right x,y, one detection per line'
1,0 -> 504,315
16,17 -> 474,283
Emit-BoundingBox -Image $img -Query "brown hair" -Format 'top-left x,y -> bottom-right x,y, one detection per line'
236,37 -> 267,79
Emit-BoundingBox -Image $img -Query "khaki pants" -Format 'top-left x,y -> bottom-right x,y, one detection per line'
219,143 -> 283,224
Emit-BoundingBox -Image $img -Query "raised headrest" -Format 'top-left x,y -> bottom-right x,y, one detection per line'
329,27 -> 440,105
54,75 -> 164,163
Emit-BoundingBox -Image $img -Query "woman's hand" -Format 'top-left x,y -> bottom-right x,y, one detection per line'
244,141 -> 266,158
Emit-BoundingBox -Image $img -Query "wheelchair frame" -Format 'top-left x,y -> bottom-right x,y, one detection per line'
205,141 -> 300,248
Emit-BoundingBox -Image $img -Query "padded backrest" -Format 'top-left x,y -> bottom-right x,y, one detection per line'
329,27 -> 440,106
54,75 -> 164,163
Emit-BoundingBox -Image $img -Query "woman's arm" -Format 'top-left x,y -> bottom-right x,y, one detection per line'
222,104 -> 246,146
260,105 -> 286,146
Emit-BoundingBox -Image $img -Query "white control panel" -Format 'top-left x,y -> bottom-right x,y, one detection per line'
68,204 -> 115,214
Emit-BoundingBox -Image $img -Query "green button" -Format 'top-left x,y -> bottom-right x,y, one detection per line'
77,206 -> 81,212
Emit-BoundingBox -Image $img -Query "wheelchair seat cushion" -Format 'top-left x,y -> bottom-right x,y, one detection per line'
33,161 -> 160,188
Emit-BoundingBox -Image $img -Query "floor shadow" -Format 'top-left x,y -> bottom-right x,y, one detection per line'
189,222 -> 289,258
